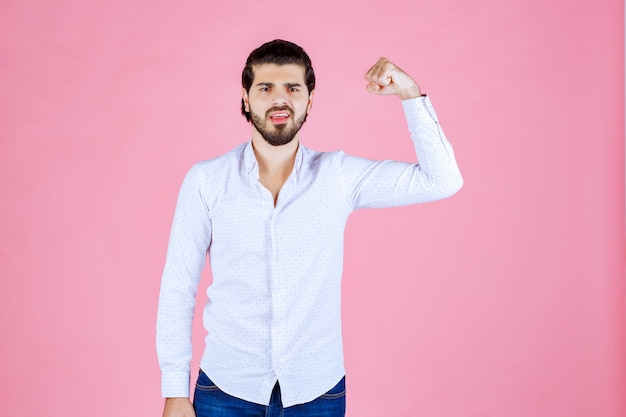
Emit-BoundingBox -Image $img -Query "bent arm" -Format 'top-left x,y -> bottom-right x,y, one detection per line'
340,96 -> 463,209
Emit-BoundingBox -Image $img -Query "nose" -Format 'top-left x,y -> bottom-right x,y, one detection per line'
270,90 -> 288,106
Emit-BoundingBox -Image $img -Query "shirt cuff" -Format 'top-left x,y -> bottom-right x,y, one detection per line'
161,371 -> 191,398
401,95 -> 439,126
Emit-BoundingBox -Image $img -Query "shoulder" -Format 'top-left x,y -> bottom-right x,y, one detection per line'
193,143 -> 247,172
184,143 -> 248,185
301,145 -> 347,168
177,144 -> 247,193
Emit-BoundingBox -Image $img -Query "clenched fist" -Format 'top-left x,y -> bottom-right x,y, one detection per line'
364,58 -> 423,100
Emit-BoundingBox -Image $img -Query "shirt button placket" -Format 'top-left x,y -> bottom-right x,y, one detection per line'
269,209 -> 280,372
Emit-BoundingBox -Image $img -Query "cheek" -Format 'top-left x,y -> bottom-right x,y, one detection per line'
247,100 -> 264,115
247,94 -> 266,110
296,99 -> 310,114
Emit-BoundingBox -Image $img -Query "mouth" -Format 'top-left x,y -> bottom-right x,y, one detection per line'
267,109 -> 291,125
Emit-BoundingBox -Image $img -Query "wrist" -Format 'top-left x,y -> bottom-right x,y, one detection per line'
165,397 -> 191,402
398,85 -> 423,100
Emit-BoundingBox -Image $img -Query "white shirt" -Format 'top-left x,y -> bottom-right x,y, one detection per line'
156,96 -> 463,407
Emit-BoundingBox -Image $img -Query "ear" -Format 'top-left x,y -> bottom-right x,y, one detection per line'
242,87 -> 250,112
306,90 -> 315,114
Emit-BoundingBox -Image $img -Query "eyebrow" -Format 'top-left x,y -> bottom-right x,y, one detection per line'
255,82 -> 303,88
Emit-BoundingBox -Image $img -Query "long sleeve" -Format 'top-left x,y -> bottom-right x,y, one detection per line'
156,164 -> 212,398
338,95 -> 463,209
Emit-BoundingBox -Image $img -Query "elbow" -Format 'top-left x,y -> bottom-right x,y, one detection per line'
452,174 -> 464,195
437,172 -> 464,199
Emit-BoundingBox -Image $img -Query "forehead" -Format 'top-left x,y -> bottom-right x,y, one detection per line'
251,63 -> 306,84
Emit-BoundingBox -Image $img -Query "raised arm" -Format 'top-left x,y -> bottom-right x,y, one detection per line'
339,58 -> 462,209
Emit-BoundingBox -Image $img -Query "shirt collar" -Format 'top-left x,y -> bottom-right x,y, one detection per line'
243,140 -> 305,176
243,141 -> 257,175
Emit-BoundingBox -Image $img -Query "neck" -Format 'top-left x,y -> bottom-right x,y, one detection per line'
251,132 -> 299,176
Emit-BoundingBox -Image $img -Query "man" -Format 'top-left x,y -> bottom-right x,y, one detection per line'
157,39 -> 463,417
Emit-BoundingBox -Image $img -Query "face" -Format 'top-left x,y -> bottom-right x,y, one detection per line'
243,63 -> 314,146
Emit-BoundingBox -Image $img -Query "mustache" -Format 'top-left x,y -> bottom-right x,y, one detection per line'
265,105 -> 293,117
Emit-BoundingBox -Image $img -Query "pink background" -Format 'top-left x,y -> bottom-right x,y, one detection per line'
0,1 -> 624,416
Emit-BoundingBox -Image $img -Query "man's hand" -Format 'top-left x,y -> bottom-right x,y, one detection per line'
364,58 -> 422,100
162,397 -> 195,417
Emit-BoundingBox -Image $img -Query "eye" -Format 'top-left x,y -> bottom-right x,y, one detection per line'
288,87 -> 299,92
259,86 -> 270,92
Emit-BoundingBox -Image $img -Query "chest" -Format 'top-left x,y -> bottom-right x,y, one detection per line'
258,175 -> 285,206
207,174 -> 350,258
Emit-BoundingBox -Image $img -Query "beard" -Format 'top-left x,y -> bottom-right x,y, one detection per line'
250,105 -> 308,146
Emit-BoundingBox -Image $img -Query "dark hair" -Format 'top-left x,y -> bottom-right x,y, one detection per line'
241,39 -> 315,121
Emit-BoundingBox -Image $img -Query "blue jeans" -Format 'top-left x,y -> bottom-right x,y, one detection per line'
193,369 -> 346,417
